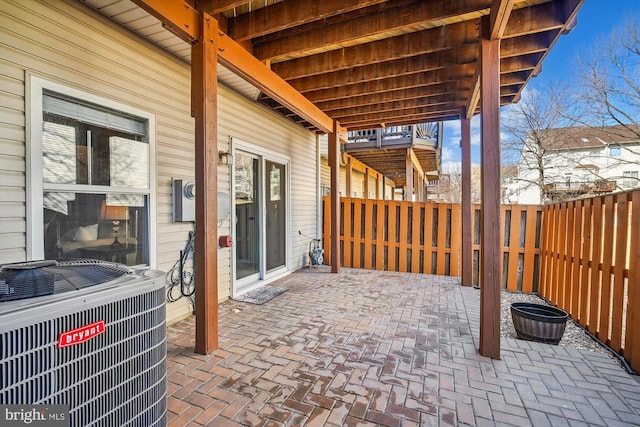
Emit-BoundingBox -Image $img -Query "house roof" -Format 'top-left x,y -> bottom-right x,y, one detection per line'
83,0 -> 583,133
540,125 -> 640,151
501,165 -> 518,178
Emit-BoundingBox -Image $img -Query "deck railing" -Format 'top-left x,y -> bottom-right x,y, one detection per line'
322,197 -> 543,292
539,189 -> 639,372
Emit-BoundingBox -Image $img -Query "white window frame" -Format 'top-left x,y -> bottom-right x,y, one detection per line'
623,171 -> 639,188
26,75 -> 157,267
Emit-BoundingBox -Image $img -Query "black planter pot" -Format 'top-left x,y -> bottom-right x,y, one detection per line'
510,302 -> 569,345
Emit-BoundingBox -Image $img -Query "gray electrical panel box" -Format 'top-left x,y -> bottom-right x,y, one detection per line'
173,179 -> 195,222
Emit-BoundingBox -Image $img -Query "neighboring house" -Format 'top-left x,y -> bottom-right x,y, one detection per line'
501,165 -> 519,204
508,125 -> 640,204
0,1 -> 322,323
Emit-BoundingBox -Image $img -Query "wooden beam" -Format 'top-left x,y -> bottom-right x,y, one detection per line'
409,148 -> 425,179
329,121 -> 342,273
313,84 -> 472,111
465,64 -> 481,120
197,0 -> 250,14
337,106 -> 464,127
229,0 -> 388,41
489,0 -> 515,40
502,1 -> 573,38
461,107 -> 473,287
344,112 -> 461,130
306,77 -> 470,104
290,61 -> 475,94
500,52 -> 545,72
333,101 -> 467,122
500,70 -> 531,85
211,19 -> 333,134
271,20 -> 479,79
130,0 -> 199,43
253,0 -> 493,62
130,2 -> 334,134
327,95 -> 468,118
479,17 -> 501,359
192,13 -> 219,355
500,30 -> 558,58
257,1 -> 570,64
274,12 -> 560,82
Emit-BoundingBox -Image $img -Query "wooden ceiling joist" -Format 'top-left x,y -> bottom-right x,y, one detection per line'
251,0 -> 494,62
289,62 -> 475,94
320,92 -> 469,114
340,106 -> 460,129
197,0 -> 249,14
304,77 -> 471,104
332,100 -> 467,121
228,0 -> 390,41
270,20 -> 480,80
132,0 -> 582,132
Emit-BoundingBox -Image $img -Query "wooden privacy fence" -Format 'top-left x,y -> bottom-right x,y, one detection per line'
322,197 -> 543,292
540,189 -> 640,372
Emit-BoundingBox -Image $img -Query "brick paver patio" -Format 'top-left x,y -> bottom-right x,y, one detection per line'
166,267 -> 640,426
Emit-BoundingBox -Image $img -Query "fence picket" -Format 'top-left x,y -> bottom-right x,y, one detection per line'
588,198 -> 604,336
322,191 -> 639,372
598,196 -> 616,344
610,193 -> 629,351
578,198 -> 593,327
626,191 -> 640,371
570,201 -> 583,317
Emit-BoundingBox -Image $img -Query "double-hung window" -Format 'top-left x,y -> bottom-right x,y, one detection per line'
29,77 -> 155,267
623,171 -> 639,189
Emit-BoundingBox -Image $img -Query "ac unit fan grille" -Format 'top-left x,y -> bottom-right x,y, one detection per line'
0,284 -> 166,427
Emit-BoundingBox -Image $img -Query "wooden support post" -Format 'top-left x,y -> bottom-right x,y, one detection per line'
405,149 -> 413,201
376,173 -> 381,200
346,157 -> 352,198
364,168 -> 370,200
329,121 -> 341,273
192,13 -> 219,355
461,108 -> 473,287
479,18 -> 501,359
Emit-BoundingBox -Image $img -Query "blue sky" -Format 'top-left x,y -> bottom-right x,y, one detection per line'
440,0 -> 640,172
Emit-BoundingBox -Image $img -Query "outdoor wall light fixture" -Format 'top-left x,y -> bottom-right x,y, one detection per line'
218,150 -> 232,165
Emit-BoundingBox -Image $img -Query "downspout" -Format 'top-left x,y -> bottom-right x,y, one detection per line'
316,133 -> 322,240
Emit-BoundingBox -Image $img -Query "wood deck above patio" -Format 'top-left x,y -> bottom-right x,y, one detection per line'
81,0 -> 584,356
87,0 -> 582,132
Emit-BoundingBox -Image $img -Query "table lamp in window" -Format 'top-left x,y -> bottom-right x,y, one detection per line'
101,201 -> 128,247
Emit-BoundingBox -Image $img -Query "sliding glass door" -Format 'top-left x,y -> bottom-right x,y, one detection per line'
233,147 -> 289,295
234,152 -> 260,282
265,160 -> 286,272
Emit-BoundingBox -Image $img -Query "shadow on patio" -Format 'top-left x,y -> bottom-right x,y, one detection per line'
167,267 -> 640,426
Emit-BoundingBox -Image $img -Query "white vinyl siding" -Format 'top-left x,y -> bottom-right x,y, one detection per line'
218,86 -> 318,275
0,58 -> 26,263
351,170 -> 365,198
0,0 -> 319,323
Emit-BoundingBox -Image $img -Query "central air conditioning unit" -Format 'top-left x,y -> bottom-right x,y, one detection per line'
0,259 -> 167,427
